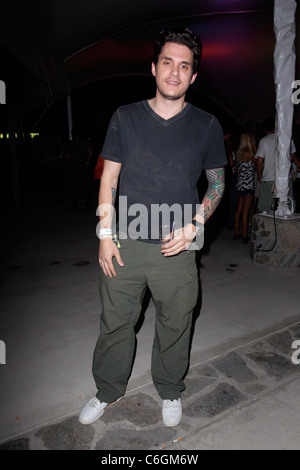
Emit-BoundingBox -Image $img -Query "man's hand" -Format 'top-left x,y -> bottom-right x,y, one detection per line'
99,238 -> 124,278
161,224 -> 195,257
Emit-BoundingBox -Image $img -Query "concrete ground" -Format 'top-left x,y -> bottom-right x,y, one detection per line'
0,200 -> 299,451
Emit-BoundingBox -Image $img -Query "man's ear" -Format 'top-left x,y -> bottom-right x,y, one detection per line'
151,62 -> 157,77
190,73 -> 197,85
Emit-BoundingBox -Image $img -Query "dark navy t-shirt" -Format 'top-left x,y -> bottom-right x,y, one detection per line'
101,100 -> 227,241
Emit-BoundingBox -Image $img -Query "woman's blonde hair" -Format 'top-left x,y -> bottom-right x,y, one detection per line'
236,132 -> 254,162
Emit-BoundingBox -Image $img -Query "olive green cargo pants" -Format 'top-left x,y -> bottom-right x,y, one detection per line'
92,237 -> 198,402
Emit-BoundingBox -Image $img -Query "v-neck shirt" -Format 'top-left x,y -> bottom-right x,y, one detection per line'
101,100 -> 227,241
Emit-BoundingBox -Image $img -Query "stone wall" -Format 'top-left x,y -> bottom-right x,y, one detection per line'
250,213 -> 300,269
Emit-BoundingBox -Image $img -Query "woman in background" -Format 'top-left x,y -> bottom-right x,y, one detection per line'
233,132 -> 257,243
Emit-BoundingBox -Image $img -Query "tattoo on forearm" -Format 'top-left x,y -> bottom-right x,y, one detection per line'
202,168 -> 225,222
111,187 -> 116,206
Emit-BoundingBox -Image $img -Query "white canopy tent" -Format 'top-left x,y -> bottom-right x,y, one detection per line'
274,0 -> 297,216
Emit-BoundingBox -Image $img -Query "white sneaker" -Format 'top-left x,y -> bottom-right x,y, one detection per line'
162,398 -> 182,427
79,396 -> 121,425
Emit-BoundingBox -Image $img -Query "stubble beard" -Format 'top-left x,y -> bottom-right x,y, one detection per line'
156,84 -> 187,102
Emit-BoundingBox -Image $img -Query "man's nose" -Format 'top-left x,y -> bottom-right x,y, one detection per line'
170,65 -> 179,76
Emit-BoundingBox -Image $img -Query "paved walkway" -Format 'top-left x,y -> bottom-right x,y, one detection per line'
1,201 -> 299,450
1,320 -> 299,450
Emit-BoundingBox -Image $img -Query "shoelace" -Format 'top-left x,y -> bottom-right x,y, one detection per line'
164,399 -> 180,409
89,397 -> 101,407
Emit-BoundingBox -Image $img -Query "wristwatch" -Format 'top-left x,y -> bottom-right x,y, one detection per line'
191,219 -> 204,237
189,219 -> 205,250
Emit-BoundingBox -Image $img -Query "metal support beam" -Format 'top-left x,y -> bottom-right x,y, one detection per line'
66,94 -> 73,141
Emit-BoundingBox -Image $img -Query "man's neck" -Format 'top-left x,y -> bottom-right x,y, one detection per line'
148,96 -> 186,120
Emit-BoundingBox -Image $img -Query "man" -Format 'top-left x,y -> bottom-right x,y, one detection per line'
79,25 -> 227,427
256,116 -> 298,212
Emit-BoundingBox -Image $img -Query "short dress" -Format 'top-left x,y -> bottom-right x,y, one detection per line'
236,159 -> 255,196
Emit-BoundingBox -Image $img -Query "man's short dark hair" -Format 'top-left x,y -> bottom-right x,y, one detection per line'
153,25 -> 203,74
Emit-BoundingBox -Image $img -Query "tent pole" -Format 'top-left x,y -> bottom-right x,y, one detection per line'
273,0 -> 297,216
67,94 -> 73,141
